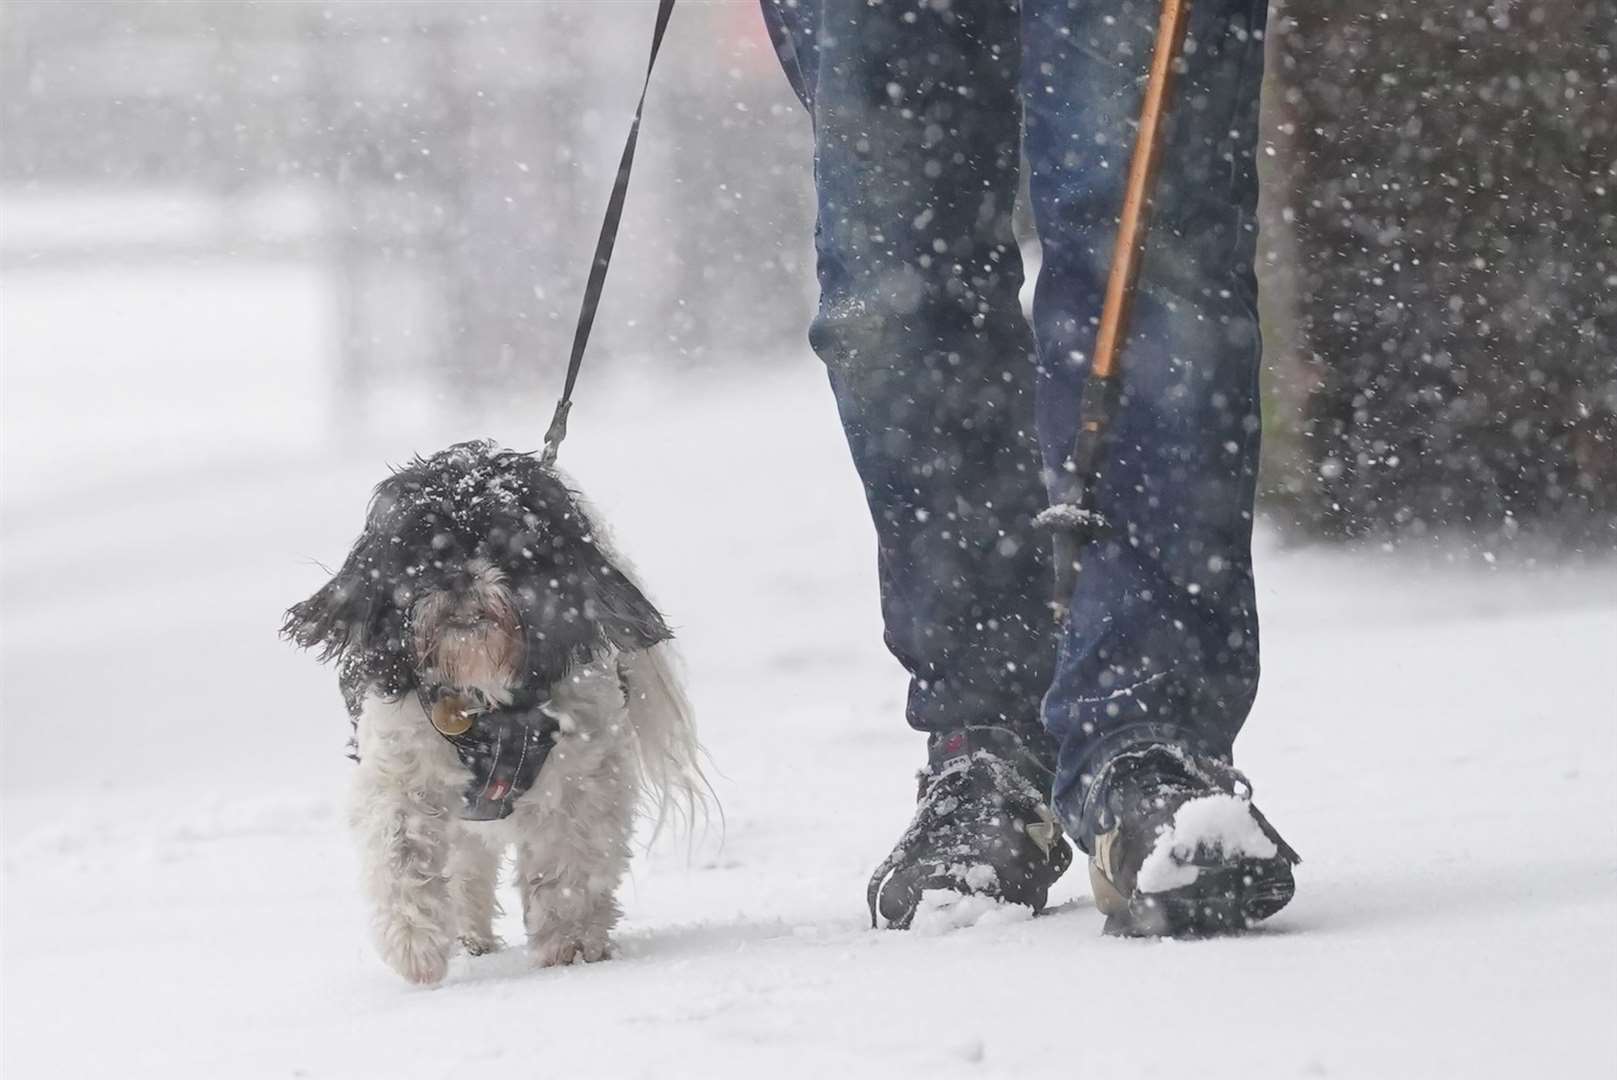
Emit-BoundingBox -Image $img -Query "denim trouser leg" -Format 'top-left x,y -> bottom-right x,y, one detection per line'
761,0 -> 1055,750
762,0 -> 1268,835
1021,0 -> 1269,845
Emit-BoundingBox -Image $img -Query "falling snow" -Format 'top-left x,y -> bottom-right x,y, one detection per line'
2,2 -> 1613,1077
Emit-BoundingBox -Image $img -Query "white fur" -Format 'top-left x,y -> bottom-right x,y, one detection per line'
349,642 -> 702,984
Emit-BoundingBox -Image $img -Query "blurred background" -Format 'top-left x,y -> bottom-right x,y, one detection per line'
1,1 -> 816,496
3,0 -> 1612,538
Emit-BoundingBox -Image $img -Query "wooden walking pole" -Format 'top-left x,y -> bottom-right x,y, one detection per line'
1092,0 -> 1193,381
1039,0 -> 1196,618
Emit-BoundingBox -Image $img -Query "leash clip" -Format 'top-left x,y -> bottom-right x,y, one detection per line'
540,399 -> 571,468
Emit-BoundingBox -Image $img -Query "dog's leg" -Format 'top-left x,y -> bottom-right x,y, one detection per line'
515,744 -> 636,967
352,766 -> 455,984
448,837 -> 503,956
515,661 -> 640,967
350,697 -> 460,986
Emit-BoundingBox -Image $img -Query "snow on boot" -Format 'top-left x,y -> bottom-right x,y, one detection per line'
1084,744 -> 1300,937
868,726 -> 1072,929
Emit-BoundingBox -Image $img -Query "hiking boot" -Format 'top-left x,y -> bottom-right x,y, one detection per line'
1084,743 -> 1300,937
868,726 -> 1073,929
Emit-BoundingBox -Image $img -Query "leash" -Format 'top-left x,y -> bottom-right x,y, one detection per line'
1037,0 -> 1195,620
402,4 -> 679,811
541,0 -> 679,468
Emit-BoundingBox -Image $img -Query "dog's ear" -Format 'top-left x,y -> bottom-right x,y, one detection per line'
508,455 -> 673,682
582,557 -> 671,654
281,545 -> 387,663
282,480 -> 406,663
517,547 -> 673,686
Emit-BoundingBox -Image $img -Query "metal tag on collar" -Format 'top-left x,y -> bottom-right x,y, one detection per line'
423,686 -> 491,737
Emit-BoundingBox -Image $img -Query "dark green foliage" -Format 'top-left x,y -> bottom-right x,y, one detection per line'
1276,2 -> 1615,544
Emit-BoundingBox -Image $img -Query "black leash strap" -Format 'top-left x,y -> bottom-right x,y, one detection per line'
541,0 -> 679,468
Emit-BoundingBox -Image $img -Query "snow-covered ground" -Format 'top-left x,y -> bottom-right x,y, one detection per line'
4,265 -> 1615,1079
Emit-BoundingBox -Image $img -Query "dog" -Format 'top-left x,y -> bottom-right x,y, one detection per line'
283,440 -> 703,984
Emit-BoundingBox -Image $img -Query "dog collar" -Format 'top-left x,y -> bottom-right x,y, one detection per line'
420,688 -> 559,821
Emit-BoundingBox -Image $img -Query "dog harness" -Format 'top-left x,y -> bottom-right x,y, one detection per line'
419,687 -> 559,821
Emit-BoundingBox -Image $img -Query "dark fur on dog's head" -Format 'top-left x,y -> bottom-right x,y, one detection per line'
283,441 -> 670,705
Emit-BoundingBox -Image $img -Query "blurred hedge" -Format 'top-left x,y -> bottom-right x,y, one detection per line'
1261,0 -> 1615,547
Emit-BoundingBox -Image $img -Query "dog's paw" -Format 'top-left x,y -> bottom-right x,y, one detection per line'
532,933 -> 612,968
459,933 -> 503,957
378,923 -> 452,986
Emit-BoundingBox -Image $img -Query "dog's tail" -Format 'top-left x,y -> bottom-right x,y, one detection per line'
620,642 -> 712,840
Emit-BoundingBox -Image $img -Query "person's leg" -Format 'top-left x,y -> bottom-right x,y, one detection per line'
1020,0 -> 1269,841
762,0 -> 1052,748
760,0 -> 818,112
763,0 -> 1075,926
1022,0 -> 1296,934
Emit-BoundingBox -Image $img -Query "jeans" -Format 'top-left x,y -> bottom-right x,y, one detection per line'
763,0 -> 1268,848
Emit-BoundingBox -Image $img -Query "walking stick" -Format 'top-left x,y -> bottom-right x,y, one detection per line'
1038,0 -> 1196,621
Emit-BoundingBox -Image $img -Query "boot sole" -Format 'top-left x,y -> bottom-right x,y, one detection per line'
1100,856 -> 1296,938
873,867 -> 1058,929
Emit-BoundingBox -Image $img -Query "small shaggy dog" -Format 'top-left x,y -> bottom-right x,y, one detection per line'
284,441 -> 702,984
